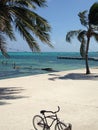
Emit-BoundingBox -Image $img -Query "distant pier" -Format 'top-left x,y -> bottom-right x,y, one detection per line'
57,56 -> 98,61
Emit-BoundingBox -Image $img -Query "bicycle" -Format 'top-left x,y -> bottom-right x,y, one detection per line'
32,106 -> 72,130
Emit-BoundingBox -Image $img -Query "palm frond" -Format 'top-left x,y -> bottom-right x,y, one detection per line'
11,6 -> 53,48
15,20 -> 40,51
78,10 -> 88,28
0,4 -> 16,40
13,0 -> 36,9
77,30 -> 87,58
34,15 -> 52,47
31,0 -> 47,7
92,32 -> 98,42
0,33 -> 9,57
66,30 -> 81,43
80,37 -> 87,58
89,2 -> 98,25
5,0 -> 47,8
4,20 -> 16,40
0,0 -> 52,55
77,30 -> 87,42
80,42 -> 86,58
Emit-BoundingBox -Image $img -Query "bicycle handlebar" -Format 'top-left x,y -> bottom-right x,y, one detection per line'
40,106 -> 60,115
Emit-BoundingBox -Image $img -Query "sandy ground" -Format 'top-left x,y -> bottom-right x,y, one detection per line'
0,68 -> 98,130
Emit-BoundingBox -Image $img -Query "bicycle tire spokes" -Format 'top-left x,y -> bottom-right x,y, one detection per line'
33,115 -> 45,130
38,121 -> 44,127
59,122 -> 67,129
55,122 -> 71,130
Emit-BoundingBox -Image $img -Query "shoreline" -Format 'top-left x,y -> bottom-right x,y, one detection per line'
0,68 -> 98,130
0,66 -> 97,80
0,66 -> 95,80
0,67 -> 84,80
0,51 -> 98,80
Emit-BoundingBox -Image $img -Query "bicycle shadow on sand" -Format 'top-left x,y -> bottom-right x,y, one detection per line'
0,87 -> 26,105
48,73 -> 98,81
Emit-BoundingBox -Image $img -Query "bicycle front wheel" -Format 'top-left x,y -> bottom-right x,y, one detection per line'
33,115 -> 45,130
55,122 -> 71,130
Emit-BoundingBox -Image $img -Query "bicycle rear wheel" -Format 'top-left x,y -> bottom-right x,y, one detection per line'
33,115 -> 45,130
55,122 -> 72,130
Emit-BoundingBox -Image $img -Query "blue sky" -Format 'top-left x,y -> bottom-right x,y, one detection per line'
8,0 -> 98,52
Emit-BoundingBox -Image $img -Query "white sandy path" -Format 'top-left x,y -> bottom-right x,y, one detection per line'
0,68 -> 98,130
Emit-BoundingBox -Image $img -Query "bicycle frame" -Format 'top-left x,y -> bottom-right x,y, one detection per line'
42,110 -> 60,129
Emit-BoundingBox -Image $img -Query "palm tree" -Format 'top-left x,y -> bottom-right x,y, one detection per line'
66,7 -> 98,74
0,0 -> 53,56
89,2 -> 98,25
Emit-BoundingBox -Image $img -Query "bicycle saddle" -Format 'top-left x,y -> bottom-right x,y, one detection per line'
40,110 -> 46,114
40,106 -> 60,115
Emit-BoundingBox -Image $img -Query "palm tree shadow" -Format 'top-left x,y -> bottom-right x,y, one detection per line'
0,87 -> 26,105
59,73 -> 98,80
48,73 -> 98,81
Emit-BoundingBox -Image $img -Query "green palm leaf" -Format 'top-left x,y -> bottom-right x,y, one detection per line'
66,30 -> 81,43
0,0 -> 52,55
31,0 -> 47,7
15,19 -> 40,51
0,33 -> 9,57
13,0 -> 36,9
92,32 -> 98,42
77,30 -> 87,42
78,10 -> 88,27
89,2 -> 98,25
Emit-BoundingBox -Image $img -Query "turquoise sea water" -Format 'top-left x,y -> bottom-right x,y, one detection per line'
0,52 -> 98,79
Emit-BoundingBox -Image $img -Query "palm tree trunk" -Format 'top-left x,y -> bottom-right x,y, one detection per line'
85,36 -> 91,74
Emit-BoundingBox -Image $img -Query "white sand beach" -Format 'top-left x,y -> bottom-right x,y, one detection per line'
0,68 -> 98,130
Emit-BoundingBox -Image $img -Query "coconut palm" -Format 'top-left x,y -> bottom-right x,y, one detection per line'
66,8 -> 98,74
0,0 -> 52,56
89,2 -> 98,25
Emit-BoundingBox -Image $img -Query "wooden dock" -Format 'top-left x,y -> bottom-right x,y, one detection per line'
57,56 -> 98,61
